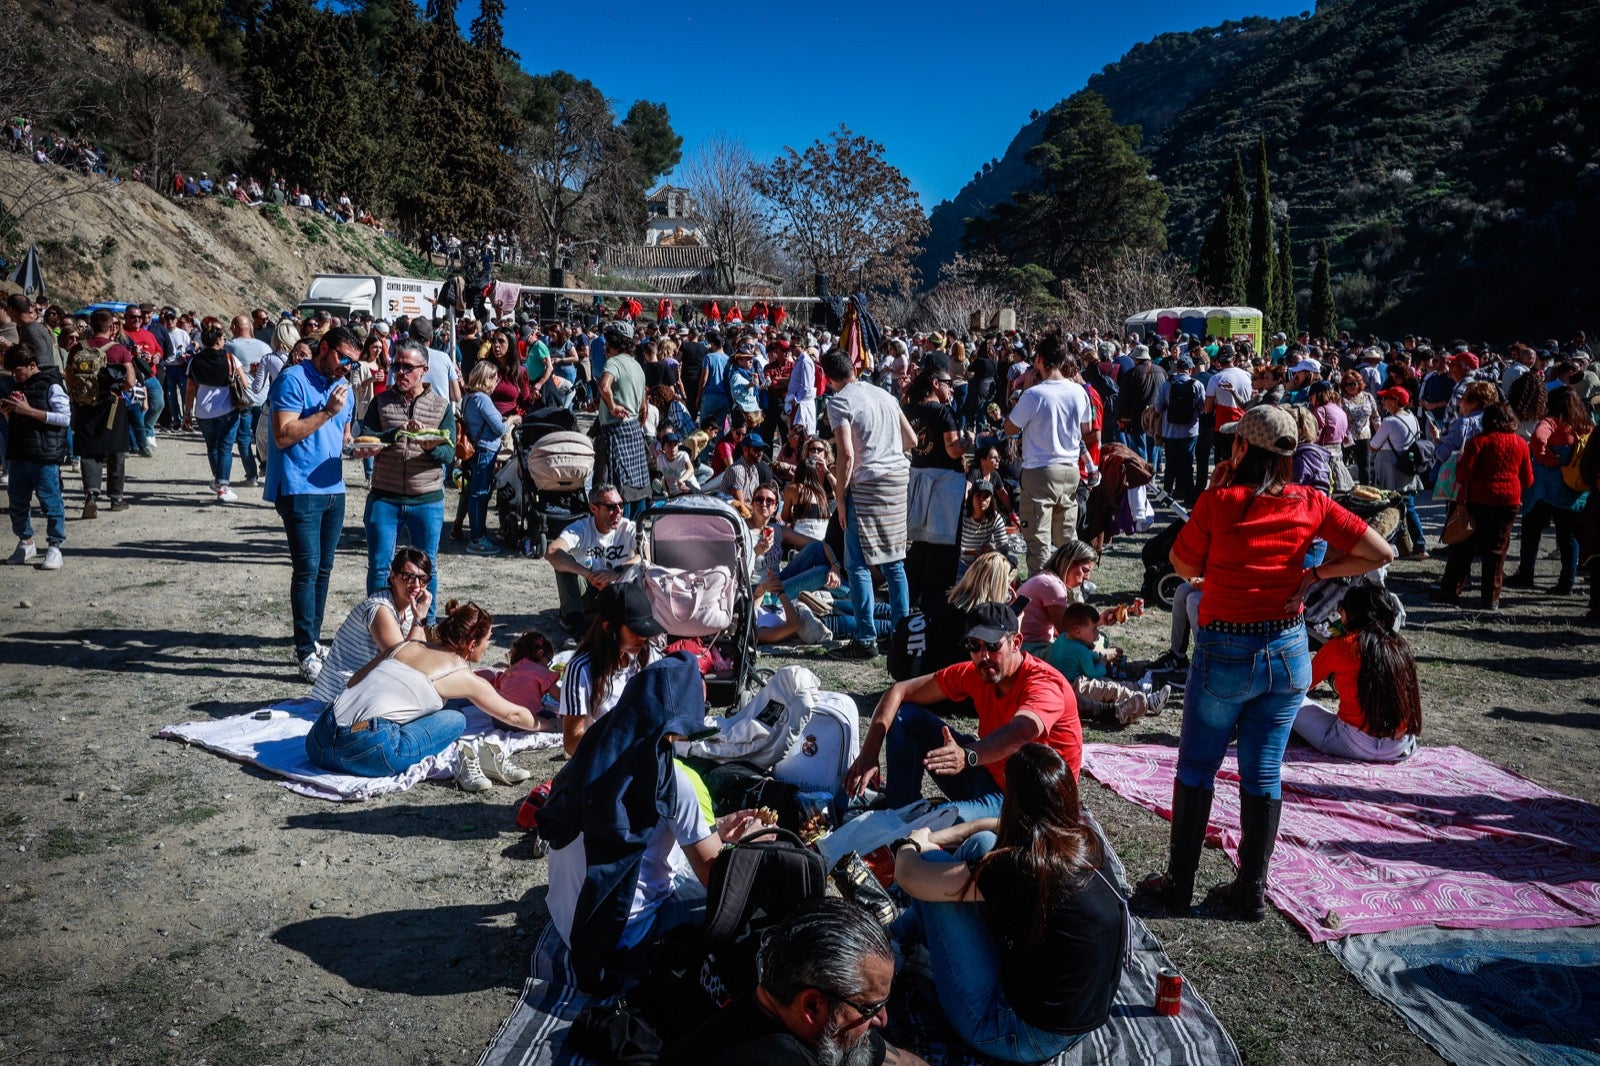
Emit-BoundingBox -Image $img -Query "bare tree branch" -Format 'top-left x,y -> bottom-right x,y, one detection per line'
677,133 -> 772,292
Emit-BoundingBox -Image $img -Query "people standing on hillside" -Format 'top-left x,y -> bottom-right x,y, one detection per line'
1004,334 -> 1096,575
823,346 -> 916,662
226,314 -> 273,487
267,326 -> 357,682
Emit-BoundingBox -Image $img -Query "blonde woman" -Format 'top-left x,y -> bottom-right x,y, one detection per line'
460,361 -> 519,555
888,550 -> 1017,681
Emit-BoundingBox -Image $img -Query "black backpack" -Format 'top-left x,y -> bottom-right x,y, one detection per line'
704,826 -> 826,945
1166,378 -> 1202,427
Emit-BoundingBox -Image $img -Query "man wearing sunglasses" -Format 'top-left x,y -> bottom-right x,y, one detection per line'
657,898 -> 924,1066
545,483 -> 640,635
844,602 -> 1081,822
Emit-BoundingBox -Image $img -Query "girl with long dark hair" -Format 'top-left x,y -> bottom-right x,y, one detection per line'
557,582 -> 662,756
1291,585 -> 1422,761
891,743 -> 1125,1062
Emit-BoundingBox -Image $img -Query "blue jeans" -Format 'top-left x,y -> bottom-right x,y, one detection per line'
1178,624 -> 1312,799
305,703 -> 466,777
7,460 -> 66,547
699,394 -> 729,435
902,833 -> 1082,1063
1400,492 -> 1427,553
844,495 -> 909,645
1123,429 -> 1155,465
1162,435 -> 1196,503
276,493 -> 345,660
364,495 -> 443,620
237,406 -> 261,480
142,377 -> 165,441
466,450 -> 497,540
198,410 -> 242,484
779,540 -> 833,598
884,702 -> 1004,821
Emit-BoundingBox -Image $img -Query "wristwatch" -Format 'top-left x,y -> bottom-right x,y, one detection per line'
965,746 -> 980,769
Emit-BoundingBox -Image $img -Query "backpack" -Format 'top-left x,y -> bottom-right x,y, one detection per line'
1166,378 -> 1202,427
67,341 -> 111,406
1562,431 -> 1593,493
703,826 -> 826,945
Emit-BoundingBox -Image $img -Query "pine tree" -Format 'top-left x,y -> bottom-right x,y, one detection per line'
1197,151 -> 1248,303
1248,134 -> 1273,318
1310,239 -> 1337,339
1274,210 -> 1295,335
468,0 -> 511,60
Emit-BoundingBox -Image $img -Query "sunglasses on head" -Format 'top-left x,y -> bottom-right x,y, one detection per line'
963,637 -> 1006,654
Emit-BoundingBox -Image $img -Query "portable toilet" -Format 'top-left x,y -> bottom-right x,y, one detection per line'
1205,308 -> 1229,341
1218,307 -> 1264,354
1178,308 -> 1208,339
1124,310 -> 1158,340
1156,309 -> 1180,341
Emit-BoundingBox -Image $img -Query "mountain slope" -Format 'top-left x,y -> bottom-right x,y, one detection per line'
920,0 -> 1600,336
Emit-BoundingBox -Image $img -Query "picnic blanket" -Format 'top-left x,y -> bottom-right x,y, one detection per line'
1081,743 -> 1600,943
1327,924 -> 1600,1066
477,824 -> 1240,1066
159,697 -> 561,802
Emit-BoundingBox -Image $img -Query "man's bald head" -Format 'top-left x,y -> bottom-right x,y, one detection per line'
231,314 -> 252,338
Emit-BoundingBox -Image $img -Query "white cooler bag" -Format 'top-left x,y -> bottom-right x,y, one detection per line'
643,564 -> 737,638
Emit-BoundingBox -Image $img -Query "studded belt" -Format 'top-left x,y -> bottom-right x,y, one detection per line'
1200,617 -> 1304,635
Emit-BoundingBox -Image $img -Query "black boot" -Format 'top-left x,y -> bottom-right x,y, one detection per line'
1207,793 -> 1283,921
1137,781 -> 1213,914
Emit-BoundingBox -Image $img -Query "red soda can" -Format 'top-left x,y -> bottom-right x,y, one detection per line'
1155,968 -> 1183,1016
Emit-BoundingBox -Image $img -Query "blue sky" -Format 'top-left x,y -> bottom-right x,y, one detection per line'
496,0 -> 1309,207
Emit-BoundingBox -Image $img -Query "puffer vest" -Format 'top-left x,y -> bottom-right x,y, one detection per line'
8,369 -> 69,464
369,387 -> 448,497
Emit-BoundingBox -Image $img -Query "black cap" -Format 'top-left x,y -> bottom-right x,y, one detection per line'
600,582 -> 665,638
965,601 -> 1019,643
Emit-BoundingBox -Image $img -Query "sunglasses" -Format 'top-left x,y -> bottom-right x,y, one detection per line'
593,501 -> 623,512
392,362 -> 425,373
963,637 -> 1007,654
822,989 -> 890,1024
753,496 -> 778,506
392,570 -> 429,583
933,376 -> 953,384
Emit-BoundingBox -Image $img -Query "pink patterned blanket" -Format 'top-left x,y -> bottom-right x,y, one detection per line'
1082,743 -> 1600,943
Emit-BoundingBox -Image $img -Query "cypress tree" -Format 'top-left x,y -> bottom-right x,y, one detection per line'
1248,135 -> 1273,318
1275,210 -> 1295,335
1310,239 -> 1337,339
1197,151 -> 1249,304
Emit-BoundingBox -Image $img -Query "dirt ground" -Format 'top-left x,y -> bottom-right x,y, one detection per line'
0,434 -> 1595,1065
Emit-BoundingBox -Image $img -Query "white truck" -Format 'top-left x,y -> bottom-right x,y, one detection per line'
297,274 -> 444,321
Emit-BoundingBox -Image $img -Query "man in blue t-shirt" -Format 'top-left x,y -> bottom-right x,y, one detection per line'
267,326 -> 358,682
698,332 -> 731,431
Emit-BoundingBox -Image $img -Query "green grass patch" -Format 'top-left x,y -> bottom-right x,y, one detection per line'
0,811 -> 25,828
40,825 -> 97,859
219,843 -> 255,857
164,804 -> 221,826
130,258 -> 151,271
298,219 -> 325,244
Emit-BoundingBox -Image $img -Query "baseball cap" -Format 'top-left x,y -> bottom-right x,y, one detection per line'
964,601 -> 1020,643
1274,331 -> 1288,340
1450,352 -> 1480,370
598,582 -> 665,638
1175,355 -> 1194,370
970,480 -> 995,496
661,431 -> 681,444
742,432 -> 767,450
1216,405 -> 1299,456
1290,359 -> 1322,375
1377,386 -> 1412,406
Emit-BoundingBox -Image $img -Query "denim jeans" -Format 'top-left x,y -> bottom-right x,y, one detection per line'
7,460 -> 65,546
1162,435 -> 1197,504
884,702 -> 1004,821
465,449 -> 498,541
162,363 -> 187,424
1123,429 -> 1155,465
305,703 -> 466,777
844,495 -> 909,646
364,495 -> 443,620
198,410 -> 242,485
1399,491 -> 1427,553
276,493 -> 345,660
1177,623 -> 1312,799
142,377 -> 165,442
903,831 -> 1083,1063
699,395 -> 730,436
237,405 -> 261,480
779,540 -> 833,598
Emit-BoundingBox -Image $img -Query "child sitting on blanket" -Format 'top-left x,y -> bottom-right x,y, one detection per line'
1047,603 -> 1170,726
476,630 -> 559,713
1292,585 -> 1421,761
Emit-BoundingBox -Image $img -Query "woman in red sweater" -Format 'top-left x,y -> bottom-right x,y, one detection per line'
1437,403 -> 1533,608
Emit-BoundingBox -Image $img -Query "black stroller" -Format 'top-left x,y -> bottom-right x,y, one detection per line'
1140,502 -> 1190,611
495,407 -> 594,558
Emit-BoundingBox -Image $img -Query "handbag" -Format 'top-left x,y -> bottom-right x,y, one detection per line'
454,431 -> 475,463
226,355 -> 252,411
643,563 -> 737,637
566,999 -> 661,1066
1440,503 -> 1475,546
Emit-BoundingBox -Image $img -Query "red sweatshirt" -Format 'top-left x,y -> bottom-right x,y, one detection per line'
1456,430 -> 1533,507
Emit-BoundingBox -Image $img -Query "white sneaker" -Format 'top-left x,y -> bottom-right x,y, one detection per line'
1147,684 -> 1172,717
476,741 -> 531,785
39,547 -> 62,571
297,652 -> 324,683
7,540 -> 36,565
1115,693 -> 1149,727
314,641 -> 331,660
217,487 -> 239,503
454,741 -> 493,792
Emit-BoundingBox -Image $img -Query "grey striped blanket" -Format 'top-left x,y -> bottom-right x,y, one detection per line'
846,470 -> 910,567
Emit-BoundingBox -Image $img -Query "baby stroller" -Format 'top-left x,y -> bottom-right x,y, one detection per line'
635,496 -> 757,708
1141,502 -> 1190,611
496,406 -> 594,558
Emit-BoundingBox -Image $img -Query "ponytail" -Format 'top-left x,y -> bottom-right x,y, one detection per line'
1341,586 -> 1421,739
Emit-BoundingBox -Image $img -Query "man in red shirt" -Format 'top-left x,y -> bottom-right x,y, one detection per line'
844,602 -> 1082,821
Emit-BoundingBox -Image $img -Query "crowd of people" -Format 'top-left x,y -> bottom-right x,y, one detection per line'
2,285 -> 1596,1063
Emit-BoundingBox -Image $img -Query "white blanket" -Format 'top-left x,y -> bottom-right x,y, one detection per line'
159,698 -> 562,802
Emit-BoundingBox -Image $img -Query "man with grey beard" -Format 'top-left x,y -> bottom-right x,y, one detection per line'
656,898 -> 925,1066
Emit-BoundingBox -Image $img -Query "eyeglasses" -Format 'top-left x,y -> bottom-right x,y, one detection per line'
821,990 -> 890,1025
392,570 -> 429,583
392,362 -> 425,373
593,501 -> 623,512
963,637 -> 1007,655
